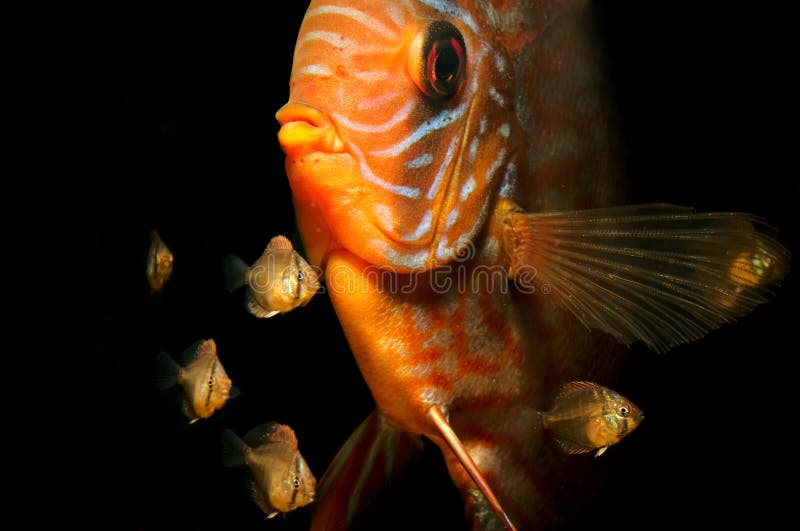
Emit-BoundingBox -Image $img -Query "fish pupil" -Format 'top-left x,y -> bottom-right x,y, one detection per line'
414,21 -> 465,99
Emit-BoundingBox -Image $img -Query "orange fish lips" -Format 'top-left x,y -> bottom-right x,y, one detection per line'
276,102 -> 346,157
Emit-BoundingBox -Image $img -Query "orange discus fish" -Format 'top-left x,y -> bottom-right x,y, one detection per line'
275,1 -> 789,529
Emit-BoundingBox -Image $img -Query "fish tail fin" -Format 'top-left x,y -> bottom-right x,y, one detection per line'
154,352 -> 180,390
221,429 -> 247,467
502,204 -> 790,353
223,254 -> 249,293
311,410 -> 423,531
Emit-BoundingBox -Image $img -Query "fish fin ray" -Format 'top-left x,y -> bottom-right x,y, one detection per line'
553,381 -> 599,403
154,352 -> 180,390
595,447 -> 608,457
222,429 -> 248,467
224,255 -> 250,293
245,291 -> 279,318
244,422 -> 297,449
181,398 -> 198,422
428,406 -> 518,531
267,235 -> 294,251
311,410 -> 423,531
553,437 -> 594,455
179,339 -> 216,366
503,204 -> 790,353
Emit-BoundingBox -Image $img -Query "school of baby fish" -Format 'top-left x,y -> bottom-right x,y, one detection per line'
147,2 -> 791,530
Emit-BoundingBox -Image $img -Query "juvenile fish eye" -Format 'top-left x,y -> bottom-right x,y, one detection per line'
618,406 -> 629,416
292,476 -> 301,489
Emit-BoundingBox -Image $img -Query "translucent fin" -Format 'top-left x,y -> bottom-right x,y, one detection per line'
249,478 -> 277,517
311,410 -> 423,531
180,338 -> 216,366
267,235 -> 294,251
182,398 -> 198,423
243,422 -> 297,449
224,254 -> 250,293
246,291 -> 279,319
154,352 -> 180,391
229,385 -> 242,399
503,204 -> 790,353
222,429 -> 248,468
595,447 -> 608,458
553,437 -> 594,455
553,381 -> 599,403
427,406 -> 518,531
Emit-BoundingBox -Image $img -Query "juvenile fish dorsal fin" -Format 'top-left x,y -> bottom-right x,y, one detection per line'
311,410 -> 423,531
427,406 -> 518,531
553,381 -> 599,403
180,339 -> 216,366
503,204 -> 790,353
244,422 -> 297,449
245,291 -> 280,319
553,437 -> 595,455
266,235 -> 294,252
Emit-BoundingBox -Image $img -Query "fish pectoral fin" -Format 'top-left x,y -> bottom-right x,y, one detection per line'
595,446 -> 608,458
245,291 -> 280,319
427,406 -> 518,531
502,204 -> 789,353
553,437 -> 594,455
311,410 -> 423,531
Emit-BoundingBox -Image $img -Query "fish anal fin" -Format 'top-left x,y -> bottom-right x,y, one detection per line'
244,422 -> 297,449
246,291 -> 279,318
553,437 -> 594,455
502,204 -> 790,353
311,410 -> 423,531
249,478 -> 277,517
267,235 -> 294,252
427,406 -> 518,531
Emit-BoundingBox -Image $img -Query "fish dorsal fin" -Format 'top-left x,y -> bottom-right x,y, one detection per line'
554,381 -> 598,403
244,422 -> 297,449
311,410 -> 423,531
180,339 -> 216,366
502,204 -> 790,353
553,437 -> 595,455
245,291 -> 280,319
266,235 -> 293,252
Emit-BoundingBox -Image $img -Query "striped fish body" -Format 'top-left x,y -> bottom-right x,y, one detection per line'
276,1 -> 704,529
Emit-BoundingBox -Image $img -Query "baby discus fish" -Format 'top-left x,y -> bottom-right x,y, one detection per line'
222,422 -> 317,518
541,381 -> 643,458
155,338 -> 238,423
146,229 -> 173,293
224,235 -> 320,318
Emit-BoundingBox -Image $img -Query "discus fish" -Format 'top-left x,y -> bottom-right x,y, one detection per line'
146,229 -> 173,293
222,422 -> 317,518
224,235 -> 320,318
540,381 -> 643,458
276,1 -> 789,530
155,338 -> 238,423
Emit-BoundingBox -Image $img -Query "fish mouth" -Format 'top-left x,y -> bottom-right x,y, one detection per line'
276,102 -> 346,156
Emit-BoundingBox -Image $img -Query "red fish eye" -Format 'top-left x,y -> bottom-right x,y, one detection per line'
409,21 -> 466,100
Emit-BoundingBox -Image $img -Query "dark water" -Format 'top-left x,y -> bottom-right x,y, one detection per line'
80,3 -> 797,530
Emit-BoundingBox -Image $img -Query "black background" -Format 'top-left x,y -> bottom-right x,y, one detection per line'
81,2 -> 797,530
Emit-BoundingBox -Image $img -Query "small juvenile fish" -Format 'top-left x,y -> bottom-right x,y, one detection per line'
224,235 -> 320,318
222,422 -> 317,518
155,338 -> 238,423
540,381 -> 643,457
146,229 -> 173,293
